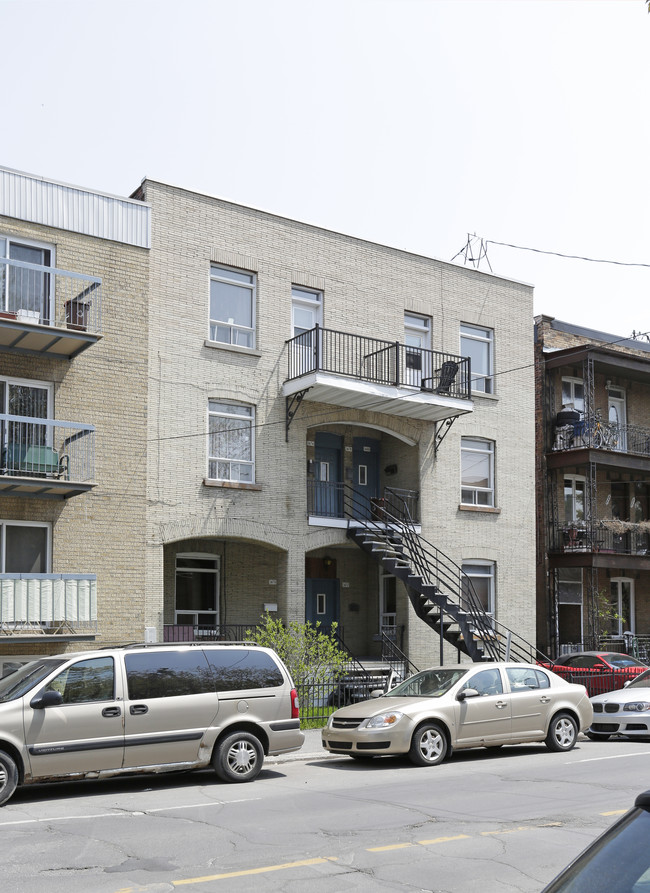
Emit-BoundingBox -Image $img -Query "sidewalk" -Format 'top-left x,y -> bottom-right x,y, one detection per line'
267,728 -> 330,764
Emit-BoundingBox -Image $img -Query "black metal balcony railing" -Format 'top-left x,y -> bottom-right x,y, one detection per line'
163,623 -> 262,642
0,256 -> 102,334
307,482 -> 420,523
551,522 -> 650,556
552,416 -> 650,458
286,326 -> 471,400
0,414 -> 95,481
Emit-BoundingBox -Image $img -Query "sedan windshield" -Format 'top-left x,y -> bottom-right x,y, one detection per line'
388,668 -> 468,698
626,670 -> 650,690
0,659 -> 65,702
603,654 -> 647,669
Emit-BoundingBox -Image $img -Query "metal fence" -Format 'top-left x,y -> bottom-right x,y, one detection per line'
0,414 -> 95,481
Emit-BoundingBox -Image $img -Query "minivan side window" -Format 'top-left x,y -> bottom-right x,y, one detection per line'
204,649 -> 284,691
125,650 -> 215,699
45,657 -> 115,704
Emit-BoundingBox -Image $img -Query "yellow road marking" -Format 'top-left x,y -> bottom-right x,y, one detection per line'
601,809 -> 627,816
368,843 -> 415,852
171,856 -> 338,886
417,834 -> 471,845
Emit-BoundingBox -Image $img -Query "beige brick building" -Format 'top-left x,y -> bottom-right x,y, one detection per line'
135,178 -> 537,670
0,167 -> 537,672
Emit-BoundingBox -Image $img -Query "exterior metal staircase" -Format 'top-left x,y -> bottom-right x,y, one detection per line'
342,487 -> 549,665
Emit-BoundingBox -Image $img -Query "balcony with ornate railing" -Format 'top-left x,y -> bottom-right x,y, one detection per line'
0,414 -> 95,498
0,256 -> 102,358
0,574 -> 97,640
551,414 -> 650,459
550,521 -> 650,556
284,325 -> 472,423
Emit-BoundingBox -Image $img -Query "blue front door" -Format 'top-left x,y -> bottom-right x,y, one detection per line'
305,578 -> 340,632
353,437 -> 380,519
314,432 -> 343,517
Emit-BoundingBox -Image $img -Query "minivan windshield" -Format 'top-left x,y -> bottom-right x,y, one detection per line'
0,659 -> 65,702
388,668 -> 468,698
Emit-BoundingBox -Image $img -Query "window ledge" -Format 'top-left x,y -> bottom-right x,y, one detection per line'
204,340 -> 262,358
470,390 -> 499,401
203,479 -> 262,491
458,504 -> 501,514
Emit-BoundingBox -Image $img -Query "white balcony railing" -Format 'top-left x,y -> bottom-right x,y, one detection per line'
1,414 -> 95,482
0,256 -> 102,333
0,574 -> 97,635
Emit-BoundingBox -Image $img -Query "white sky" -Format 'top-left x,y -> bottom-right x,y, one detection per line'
1,0 -> 649,339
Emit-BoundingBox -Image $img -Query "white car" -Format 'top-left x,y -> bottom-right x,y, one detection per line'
322,662 -> 593,767
588,667 -> 650,741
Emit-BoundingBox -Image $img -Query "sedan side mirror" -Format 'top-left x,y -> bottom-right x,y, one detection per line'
457,688 -> 480,701
370,689 -> 385,698
30,689 -> 64,709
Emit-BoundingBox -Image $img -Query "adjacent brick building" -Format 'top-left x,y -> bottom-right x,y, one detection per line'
535,315 -> 650,660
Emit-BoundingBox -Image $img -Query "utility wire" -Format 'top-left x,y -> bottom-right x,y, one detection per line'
486,240 -> 650,270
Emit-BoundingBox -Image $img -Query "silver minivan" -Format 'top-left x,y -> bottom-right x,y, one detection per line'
0,642 -> 304,805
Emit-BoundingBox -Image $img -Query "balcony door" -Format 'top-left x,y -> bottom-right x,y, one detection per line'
404,313 -> 431,388
291,287 -> 322,376
608,387 -> 626,451
2,239 -> 52,322
0,378 -> 52,473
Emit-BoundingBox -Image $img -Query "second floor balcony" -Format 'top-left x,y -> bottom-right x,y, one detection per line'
0,256 -> 102,359
284,326 -> 472,423
551,413 -> 650,460
550,520 -> 650,557
0,414 -> 95,498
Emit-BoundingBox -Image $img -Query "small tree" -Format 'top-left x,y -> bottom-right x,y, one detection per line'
246,613 -> 349,683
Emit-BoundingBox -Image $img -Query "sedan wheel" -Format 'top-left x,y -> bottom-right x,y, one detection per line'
213,732 -> 264,783
408,723 -> 447,767
545,712 -> 578,752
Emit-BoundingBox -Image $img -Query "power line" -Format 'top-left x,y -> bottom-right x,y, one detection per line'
486,240 -> 650,270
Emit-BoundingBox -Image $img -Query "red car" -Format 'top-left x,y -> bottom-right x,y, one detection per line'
540,652 -> 648,696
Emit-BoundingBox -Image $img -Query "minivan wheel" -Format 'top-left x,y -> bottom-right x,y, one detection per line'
213,732 -> 264,783
545,712 -> 578,752
0,752 -> 18,806
408,723 -> 447,767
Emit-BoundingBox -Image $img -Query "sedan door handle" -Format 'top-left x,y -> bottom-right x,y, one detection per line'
495,701 -> 508,709
540,697 -> 551,704
102,706 -> 122,717
130,704 -> 148,715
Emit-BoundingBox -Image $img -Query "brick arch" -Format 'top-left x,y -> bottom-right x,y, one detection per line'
158,516 -> 289,552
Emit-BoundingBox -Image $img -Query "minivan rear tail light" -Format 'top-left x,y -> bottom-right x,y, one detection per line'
290,687 -> 300,719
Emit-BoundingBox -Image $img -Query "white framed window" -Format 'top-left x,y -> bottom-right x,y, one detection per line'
208,401 -> 254,483
0,520 -> 50,573
0,234 -> 54,322
561,377 -> 584,416
564,474 -> 586,523
461,324 -> 494,394
461,438 -> 495,507
175,553 -> 220,627
0,376 -> 54,471
209,265 -> 256,348
462,560 -> 495,618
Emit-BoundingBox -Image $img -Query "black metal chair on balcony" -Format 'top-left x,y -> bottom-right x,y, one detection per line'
435,360 -> 459,395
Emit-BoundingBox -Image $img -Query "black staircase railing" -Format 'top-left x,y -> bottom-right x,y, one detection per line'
380,630 -> 419,680
342,485 -> 549,664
